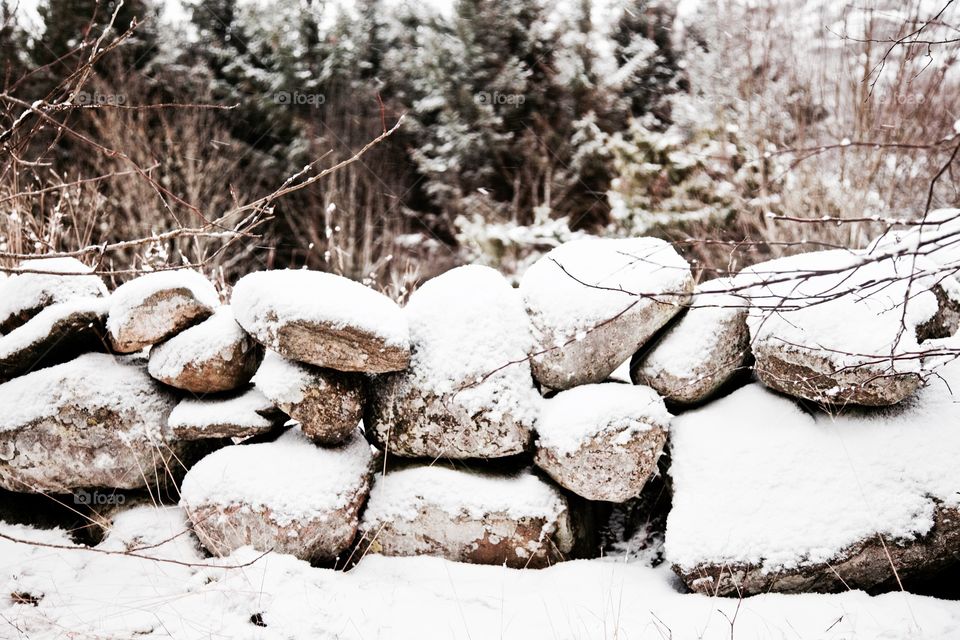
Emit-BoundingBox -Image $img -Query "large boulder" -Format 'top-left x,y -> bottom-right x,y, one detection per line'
167,387 -> 284,440
742,250 -> 959,406
0,257 -> 107,334
231,269 -> 409,373
534,383 -> 670,502
0,297 -> 109,382
631,278 -> 750,405
665,370 -> 960,596
107,270 -> 219,353
180,428 -> 375,561
253,351 -> 364,445
0,353 -> 180,492
359,465 -> 574,568
368,265 -> 540,458
148,306 -> 262,393
519,237 -> 693,390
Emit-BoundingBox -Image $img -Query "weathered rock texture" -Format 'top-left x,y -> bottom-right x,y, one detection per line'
0,257 -> 108,334
168,387 -> 284,440
0,297 -> 108,382
359,466 -> 574,568
534,383 -> 670,502
368,265 -> 539,458
180,428 -> 374,561
742,250 -> 959,406
631,279 -> 750,405
107,270 -> 219,353
666,375 -> 960,597
231,269 -> 410,373
0,353 -> 180,492
148,307 -> 262,393
253,351 -> 364,445
520,237 -> 693,390
678,505 -> 960,596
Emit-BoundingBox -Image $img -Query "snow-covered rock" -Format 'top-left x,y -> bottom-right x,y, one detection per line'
359,466 -> 574,568
253,351 -> 364,445
368,265 -> 539,458
0,257 -> 107,334
231,269 -> 410,373
168,387 -> 283,440
868,208 -> 960,270
107,270 -> 219,353
665,362 -> 960,596
631,278 -> 750,404
519,237 -> 693,390
0,353 -> 180,492
180,428 -> 375,561
742,250 -> 959,406
148,306 -> 262,393
534,383 -> 670,502
0,297 -> 108,382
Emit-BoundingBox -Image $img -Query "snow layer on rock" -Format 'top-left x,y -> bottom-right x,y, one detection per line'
0,353 -> 171,440
362,466 -> 567,526
739,249 -> 951,370
869,207 -> 960,270
252,349 -> 313,404
106,269 -> 219,335
519,236 -> 691,343
665,357 -> 960,572
0,257 -> 107,328
231,269 -> 409,347
0,296 -> 108,359
180,427 -> 374,526
537,383 -> 670,455
403,264 -> 540,422
638,278 -> 745,380
147,306 -> 244,379
2,521 -> 957,640
167,387 -> 275,431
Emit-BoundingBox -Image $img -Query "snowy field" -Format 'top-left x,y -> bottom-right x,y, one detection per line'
3,511 -> 959,639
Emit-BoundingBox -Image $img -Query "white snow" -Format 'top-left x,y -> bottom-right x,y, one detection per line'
0,353 -> 171,440
0,518 -> 957,638
106,269 -> 220,336
519,236 -> 691,346
180,427 -> 374,527
231,269 -> 409,349
868,208 -> 960,271
148,306 -> 245,379
636,278 -> 746,382
665,355 -> 960,573
401,264 -> 541,423
0,257 -> 107,330
537,383 -> 670,455
97,504 -> 204,562
739,249 -> 954,370
252,349 -> 314,405
167,387 -> 276,432
0,296 -> 108,360
362,466 -> 566,526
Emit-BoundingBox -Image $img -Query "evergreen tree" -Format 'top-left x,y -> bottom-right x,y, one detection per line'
612,0 -> 685,121
0,1 -> 29,90
33,0 -> 157,71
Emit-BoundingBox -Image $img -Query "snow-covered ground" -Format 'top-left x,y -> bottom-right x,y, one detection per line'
1,511 -> 958,639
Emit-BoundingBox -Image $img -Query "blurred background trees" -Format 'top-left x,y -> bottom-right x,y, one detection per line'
1,0 -> 957,291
